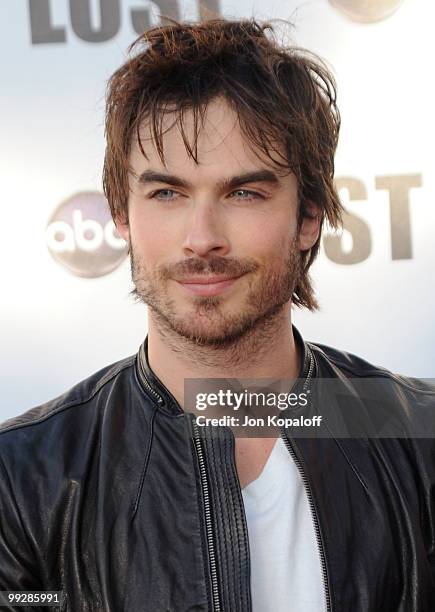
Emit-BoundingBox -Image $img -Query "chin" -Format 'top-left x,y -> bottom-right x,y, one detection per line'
166,310 -> 252,346
175,317 -> 235,344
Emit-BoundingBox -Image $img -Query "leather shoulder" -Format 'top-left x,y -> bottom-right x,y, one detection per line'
0,354 -> 138,437
309,339 -> 435,397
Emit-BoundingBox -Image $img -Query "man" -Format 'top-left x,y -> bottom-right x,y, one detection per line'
1,17 -> 434,612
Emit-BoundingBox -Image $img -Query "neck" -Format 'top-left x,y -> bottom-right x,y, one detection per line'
146,305 -> 301,409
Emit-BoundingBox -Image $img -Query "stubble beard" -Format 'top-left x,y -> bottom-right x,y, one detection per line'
128,236 -> 303,366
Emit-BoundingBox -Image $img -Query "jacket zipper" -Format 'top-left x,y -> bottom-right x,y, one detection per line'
139,347 -> 220,610
280,345 -> 332,612
139,347 -> 163,404
191,417 -> 221,612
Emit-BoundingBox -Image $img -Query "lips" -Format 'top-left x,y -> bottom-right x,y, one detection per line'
176,274 -> 242,284
174,273 -> 244,297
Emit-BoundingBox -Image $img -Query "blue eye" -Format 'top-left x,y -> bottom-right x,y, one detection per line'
229,190 -> 262,200
151,189 -> 177,200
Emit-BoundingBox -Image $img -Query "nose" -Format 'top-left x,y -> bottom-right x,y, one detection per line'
181,200 -> 230,258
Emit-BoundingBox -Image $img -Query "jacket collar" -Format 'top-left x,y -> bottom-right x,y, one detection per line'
136,323 -> 316,417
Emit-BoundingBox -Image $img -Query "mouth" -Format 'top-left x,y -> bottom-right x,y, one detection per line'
174,274 -> 245,297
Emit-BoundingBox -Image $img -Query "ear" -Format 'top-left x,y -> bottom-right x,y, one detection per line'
297,201 -> 321,252
114,213 -> 130,243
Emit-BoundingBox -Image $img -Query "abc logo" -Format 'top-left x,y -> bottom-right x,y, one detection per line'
329,0 -> 404,22
46,192 -> 128,278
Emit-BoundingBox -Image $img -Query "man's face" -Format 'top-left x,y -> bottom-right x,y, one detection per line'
116,97 -> 318,346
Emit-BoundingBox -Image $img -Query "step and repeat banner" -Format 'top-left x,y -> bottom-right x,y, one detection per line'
1,0 -> 434,421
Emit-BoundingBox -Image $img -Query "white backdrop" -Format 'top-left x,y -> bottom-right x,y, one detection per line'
1,0 -> 434,422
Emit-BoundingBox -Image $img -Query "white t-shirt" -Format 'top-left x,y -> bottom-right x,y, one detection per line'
241,436 -> 326,612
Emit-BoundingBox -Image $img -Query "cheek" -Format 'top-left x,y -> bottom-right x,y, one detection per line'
236,216 -> 293,257
132,231 -> 166,266
129,209 -> 177,261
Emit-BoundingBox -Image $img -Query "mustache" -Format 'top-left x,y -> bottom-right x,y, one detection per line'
161,255 -> 259,279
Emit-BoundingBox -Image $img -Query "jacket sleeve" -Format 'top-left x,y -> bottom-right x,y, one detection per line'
407,436 -> 435,585
0,452 -> 46,610
423,439 -> 435,580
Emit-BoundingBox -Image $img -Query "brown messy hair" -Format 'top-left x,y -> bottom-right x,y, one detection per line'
103,17 -> 344,311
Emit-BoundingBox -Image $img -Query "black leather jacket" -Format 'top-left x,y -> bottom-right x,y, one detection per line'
1,325 -> 435,611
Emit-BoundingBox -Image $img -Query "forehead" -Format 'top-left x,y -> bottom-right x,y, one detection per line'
129,96 -> 288,177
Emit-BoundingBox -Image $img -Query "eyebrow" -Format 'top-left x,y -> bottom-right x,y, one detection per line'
135,169 -> 282,191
